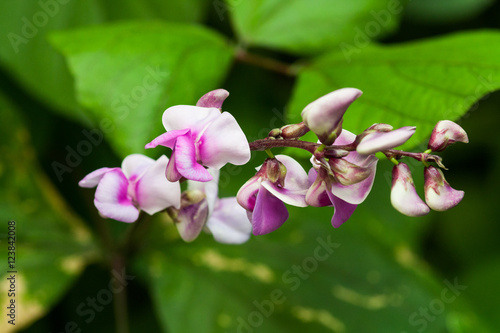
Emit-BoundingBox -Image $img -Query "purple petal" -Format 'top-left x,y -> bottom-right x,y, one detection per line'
165,150 -> 183,182
94,169 -> 139,223
356,126 -> 416,155
79,167 -> 115,188
391,163 -> 430,217
428,120 -> 469,152
424,166 -> 464,211
121,154 -> 154,181
176,196 -> 209,242
206,197 -> 252,244
305,174 -> 332,207
136,155 -> 181,214
198,112 -> 250,169
236,176 -> 261,211
252,187 -> 289,235
333,129 -> 356,145
174,134 -> 212,182
196,89 -> 230,109
145,128 -> 190,149
162,105 -> 220,133
261,180 -> 307,207
330,157 -> 378,204
329,194 -> 358,228
275,155 -> 310,191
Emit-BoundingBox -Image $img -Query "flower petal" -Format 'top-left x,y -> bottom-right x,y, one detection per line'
206,197 -> 252,244
121,154 -> 154,181
236,176 -> 261,211
198,112 -> 251,169
356,126 -> 416,155
261,180 -> 307,207
187,168 -> 220,213
252,187 -> 289,235
275,155 -> 310,191
94,169 -> 139,223
79,167 -> 115,188
196,89 -> 230,109
176,195 -> 209,242
165,150 -> 183,182
428,120 -> 469,152
328,193 -> 358,228
145,128 -> 190,149
174,134 -> 213,182
162,105 -> 220,132
305,170 -> 332,207
330,157 -> 378,204
391,163 -> 430,217
424,166 -> 464,211
136,155 -> 181,214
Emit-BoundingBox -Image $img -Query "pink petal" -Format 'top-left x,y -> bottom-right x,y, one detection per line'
174,134 -> 213,182
136,155 -> 181,214
79,167 -> 115,188
176,196 -> 209,242
162,105 -> 220,132
305,173 -> 332,207
356,126 -> 416,155
252,187 -> 289,235
330,157 -> 378,204
94,169 -> 139,223
424,166 -> 464,211
196,89 -> 230,109
206,197 -> 252,244
333,129 -> 356,146
329,194 -> 357,228
198,112 -> 250,169
275,155 -> 310,191
145,128 -> 190,149
261,180 -> 307,207
428,120 -> 469,152
121,154 -> 154,181
391,163 -> 430,217
236,176 -> 261,211
165,150 -> 183,182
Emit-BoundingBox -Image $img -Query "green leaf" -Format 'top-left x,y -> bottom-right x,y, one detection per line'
50,21 -> 234,156
135,203 -> 488,333
0,93 -> 97,332
288,31 -> 500,150
0,0 -> 210,121
227,0 -> 404,55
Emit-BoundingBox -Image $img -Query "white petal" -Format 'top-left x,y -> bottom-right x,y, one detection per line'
206,197 -> 252,244
79,167 -> 115,188
121,154 -> 154,181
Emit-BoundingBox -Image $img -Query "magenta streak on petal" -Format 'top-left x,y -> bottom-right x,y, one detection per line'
174,134 -> 212,182
236,176 -> 261,211
252,187 -> 289,235
145,129 -> 190,149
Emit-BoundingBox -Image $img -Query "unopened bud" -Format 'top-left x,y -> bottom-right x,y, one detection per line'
175,190 -> 209,242
390,163 -> 430,217
196,89 -> 229,109
329,158 -> 371,186
428,120 -> 468,152
357,126 -> 416,155
265,158 -> 287,187
280,122 -> 310,139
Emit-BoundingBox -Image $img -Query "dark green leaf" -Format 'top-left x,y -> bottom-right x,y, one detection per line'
405,0 -> 494,24
50,21 -> 234,156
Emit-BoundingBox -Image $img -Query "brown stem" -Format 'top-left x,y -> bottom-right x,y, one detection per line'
249,139 -> 318,153
235,48 -> 296,77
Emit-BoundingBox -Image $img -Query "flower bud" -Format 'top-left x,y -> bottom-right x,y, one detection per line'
357,126 -> 416,155
265,158 -> 287,188
280,122 -> 310,139
424,166 -> 464,211
390,163 -> 430,217
428,120 -> 468,152
196,89 -> 229,109
301,88 -> 362,145
329,158 -> 371,186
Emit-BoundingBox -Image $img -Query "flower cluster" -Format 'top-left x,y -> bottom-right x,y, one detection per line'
80,88 -> 468,244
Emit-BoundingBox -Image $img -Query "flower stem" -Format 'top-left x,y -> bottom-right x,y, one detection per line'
249,139 -> 318,153
235,48 -> 297,77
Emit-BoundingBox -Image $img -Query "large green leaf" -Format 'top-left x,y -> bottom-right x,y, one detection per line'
288,31 -> 500,150
0,0 -> 210,121
227,0 -> 404,55
135,204 -> 487,333
0,94 -> 98,332
50,21 -> 234,156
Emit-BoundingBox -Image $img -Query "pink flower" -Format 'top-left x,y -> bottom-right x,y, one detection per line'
79,154 -> 181,223
428,120 -> 469,152
175,168 -> 252,244
390,163 -> 430,217
306,129 -> 378,227
145,89 -> 251,182
356,125 -> 416,155
424,166 -> 464,211
301,88 -> 362,145
237,156 -> 310,235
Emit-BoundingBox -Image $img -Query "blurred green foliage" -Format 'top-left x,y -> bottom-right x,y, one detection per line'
0,0 -> 500,332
